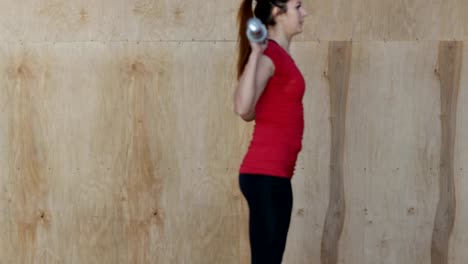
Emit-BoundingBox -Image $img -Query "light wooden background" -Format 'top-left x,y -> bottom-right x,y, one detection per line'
1,1 -> 468,263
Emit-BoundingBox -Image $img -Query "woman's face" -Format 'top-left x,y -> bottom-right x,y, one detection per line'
276,0 -> 308,37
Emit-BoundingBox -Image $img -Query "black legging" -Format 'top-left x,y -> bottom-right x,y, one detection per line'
239,173 -> 293,264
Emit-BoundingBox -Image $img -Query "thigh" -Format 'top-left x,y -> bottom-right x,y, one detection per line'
271,178 -> 293,225
256,176 -> 293,264
239,173 -> 278,234
239,174 -> 280,262
271,179 -> 293,261
239,173 -> 292,220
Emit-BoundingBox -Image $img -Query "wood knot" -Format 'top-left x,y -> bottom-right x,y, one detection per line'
80,8 -> 88,22
17,65 -> 24,74
131,62 -> 140,71
13,63 -> 33,78
174,7 -> 184,18
127,60 -> 151,77
38,210 -> 49,222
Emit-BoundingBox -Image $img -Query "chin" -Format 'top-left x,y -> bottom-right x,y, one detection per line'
289,27 -> 303,37
297,25 -> 304,33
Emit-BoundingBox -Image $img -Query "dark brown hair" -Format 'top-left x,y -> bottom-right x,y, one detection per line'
236,0 -> 288,79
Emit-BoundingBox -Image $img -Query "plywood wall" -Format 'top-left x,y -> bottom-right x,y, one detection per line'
1,1 -> 468,264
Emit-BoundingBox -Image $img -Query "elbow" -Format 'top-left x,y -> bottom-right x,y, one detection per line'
233,104 -> 245,116
234,105 -> 255,122
241,115 -> 255,122
233,101 -> 246,116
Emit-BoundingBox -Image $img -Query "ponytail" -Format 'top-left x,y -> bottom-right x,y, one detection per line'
236,0 -> 254,80
236,0 -> 288,79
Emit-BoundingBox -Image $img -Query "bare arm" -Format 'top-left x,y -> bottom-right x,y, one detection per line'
233,49 -> 274,122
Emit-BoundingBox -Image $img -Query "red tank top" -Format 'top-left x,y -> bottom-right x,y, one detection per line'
239,39 -> 306,179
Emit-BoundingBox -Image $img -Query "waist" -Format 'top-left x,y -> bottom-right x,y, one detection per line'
250,127 -> 303,152
253,117 -> 304,132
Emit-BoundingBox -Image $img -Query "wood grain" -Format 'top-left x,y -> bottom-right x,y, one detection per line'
320,41 -> 352,264
431,41 -> 463,264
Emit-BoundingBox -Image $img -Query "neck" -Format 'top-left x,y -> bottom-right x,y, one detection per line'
268,28 -> 291,53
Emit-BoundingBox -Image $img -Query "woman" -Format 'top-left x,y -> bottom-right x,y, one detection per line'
233,0 -> 308,263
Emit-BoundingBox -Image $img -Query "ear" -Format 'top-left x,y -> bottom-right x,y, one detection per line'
271,5 -> 282,17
